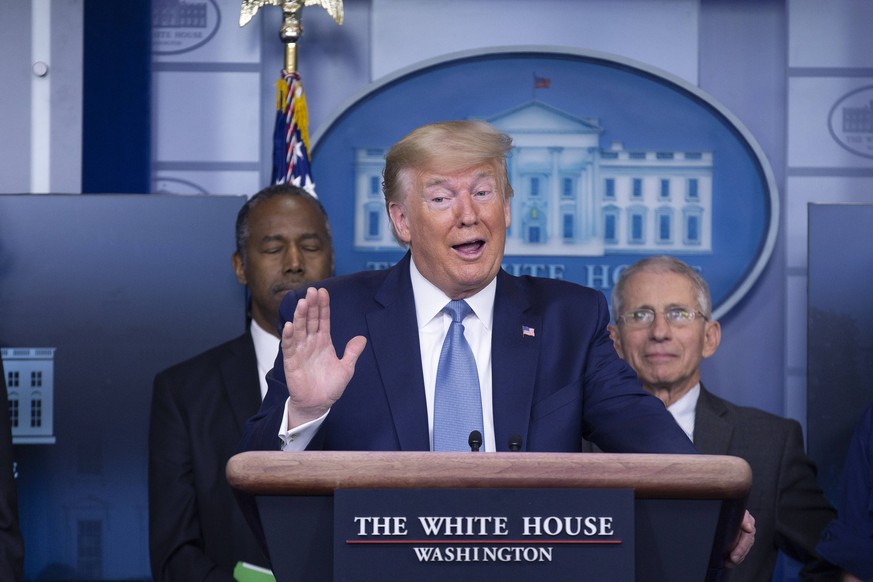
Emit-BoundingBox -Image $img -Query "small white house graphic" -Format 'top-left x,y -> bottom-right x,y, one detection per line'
2,347 -> 56,444
842,99 -> 873,133
353,101 -> 713,256
152,0 -> 209,29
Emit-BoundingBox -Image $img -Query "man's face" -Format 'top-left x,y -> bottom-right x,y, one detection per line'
609,270 -> 720,397
233,195 -> 333,335
388,163 -> 510,299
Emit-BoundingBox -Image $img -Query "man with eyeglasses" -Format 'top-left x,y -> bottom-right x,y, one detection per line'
604,255 -> 838,582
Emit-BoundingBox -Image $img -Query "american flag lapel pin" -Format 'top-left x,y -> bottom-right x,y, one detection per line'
522,325 -> 535,338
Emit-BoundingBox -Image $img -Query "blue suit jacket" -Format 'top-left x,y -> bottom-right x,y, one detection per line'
241,253 -> 695,455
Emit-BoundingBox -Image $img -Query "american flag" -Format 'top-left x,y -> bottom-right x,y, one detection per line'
271,71 -> 316,195
533,74 -> 551,89
522,325 -> 536,337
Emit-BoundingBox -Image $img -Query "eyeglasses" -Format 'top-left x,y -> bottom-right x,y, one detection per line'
617,307 -> 708,329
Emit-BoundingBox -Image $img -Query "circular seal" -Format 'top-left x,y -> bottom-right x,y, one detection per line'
152,0 -> 221,56
828,85 -> 873,159
312,47 -> 779,320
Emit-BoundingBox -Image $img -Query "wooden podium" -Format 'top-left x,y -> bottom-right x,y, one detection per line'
228,451 -> 751,582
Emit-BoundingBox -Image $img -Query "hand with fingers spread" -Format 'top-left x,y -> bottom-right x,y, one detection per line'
282,287 -> 367,428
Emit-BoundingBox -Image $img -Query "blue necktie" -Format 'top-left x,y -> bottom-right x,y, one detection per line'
433,300 -> 484,451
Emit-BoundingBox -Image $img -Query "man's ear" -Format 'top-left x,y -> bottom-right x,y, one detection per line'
702,320 -> 721,359
388,202 -> 412,245
232,252 -> 246,285
608,323 -> 625,359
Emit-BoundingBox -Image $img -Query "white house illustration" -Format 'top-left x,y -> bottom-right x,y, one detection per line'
353,101 -> 713,256
2,347 -> 56,444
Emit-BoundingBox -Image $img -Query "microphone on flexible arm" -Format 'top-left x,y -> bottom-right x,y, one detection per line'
508,434 -> 523,452
468,430 -> 483,452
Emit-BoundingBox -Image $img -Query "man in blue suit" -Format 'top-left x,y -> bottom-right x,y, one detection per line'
240,120 -> 755,565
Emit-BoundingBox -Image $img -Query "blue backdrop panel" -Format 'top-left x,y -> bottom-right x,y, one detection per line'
808,203 -> 873,504
82,0 -> 151,194
0,194 -> 245,580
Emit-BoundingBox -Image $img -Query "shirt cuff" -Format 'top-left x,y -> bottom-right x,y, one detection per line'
277,397 -> 328,451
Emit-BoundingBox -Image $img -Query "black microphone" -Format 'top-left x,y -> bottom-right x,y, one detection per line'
508,434 -> 523,452
468,430 -> 482,452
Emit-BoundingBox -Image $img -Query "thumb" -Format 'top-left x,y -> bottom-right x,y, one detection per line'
340,336 -> 368,367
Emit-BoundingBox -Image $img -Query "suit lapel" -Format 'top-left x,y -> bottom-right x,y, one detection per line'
693,384 -> 733,454
220,332 -> 263,434
491,272 -> 541,451
366,254 -> 430,450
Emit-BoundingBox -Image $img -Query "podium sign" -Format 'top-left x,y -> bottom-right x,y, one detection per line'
229,451 -> 752,582
334,488 -> 634,582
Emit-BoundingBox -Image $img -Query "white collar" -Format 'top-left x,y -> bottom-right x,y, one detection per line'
666,383 -> 700,442
408,255 -> 496,329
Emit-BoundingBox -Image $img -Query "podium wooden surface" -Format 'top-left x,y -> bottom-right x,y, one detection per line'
228,451 -> 751,581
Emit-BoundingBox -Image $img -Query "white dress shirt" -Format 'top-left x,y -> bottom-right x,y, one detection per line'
409,258 -> 497,452
665,383 -> 700,442
250,319 -> 281,402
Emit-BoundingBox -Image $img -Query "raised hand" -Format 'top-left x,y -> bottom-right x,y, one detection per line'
282,287 -> 367,428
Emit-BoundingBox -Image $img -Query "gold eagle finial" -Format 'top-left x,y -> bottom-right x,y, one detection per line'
240,0 -> 343,71
240,0 -> 343,28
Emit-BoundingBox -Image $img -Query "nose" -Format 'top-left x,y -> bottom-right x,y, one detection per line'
283,245 -> 304,274
455,193 -> 478,226
649,312 -> 671,340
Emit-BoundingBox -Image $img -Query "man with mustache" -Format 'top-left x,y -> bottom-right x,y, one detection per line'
604,255 -> 838,582
149,184 -> 333,581
240,120 -> 755,568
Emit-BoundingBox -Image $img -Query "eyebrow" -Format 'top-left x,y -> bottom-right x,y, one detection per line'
629,303 -> 694,311
258,233 -> 287,243
423,170 -> 496,188
423,176 -> 450,189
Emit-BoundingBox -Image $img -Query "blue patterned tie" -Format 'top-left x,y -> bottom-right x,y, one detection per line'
433,300 -> 484,451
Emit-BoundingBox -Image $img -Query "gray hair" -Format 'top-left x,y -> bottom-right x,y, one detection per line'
611,255 -> 712,321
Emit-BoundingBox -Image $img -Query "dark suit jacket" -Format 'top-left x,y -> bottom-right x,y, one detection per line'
816,401 -> 873,580
693,386 -> 839,582
149,332 -> 269,582
242,252 -> 695,455
582,384 -> 839,581
0,358 -> 23,581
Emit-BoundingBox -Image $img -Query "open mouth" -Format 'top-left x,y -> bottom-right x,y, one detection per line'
452,240 -> 485,256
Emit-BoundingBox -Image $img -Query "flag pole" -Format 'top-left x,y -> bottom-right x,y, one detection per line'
239,0 -> 344,191
277,1 -> 303,73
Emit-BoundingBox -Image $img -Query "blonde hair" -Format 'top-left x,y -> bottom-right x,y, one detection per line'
383,119 -> 513,205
